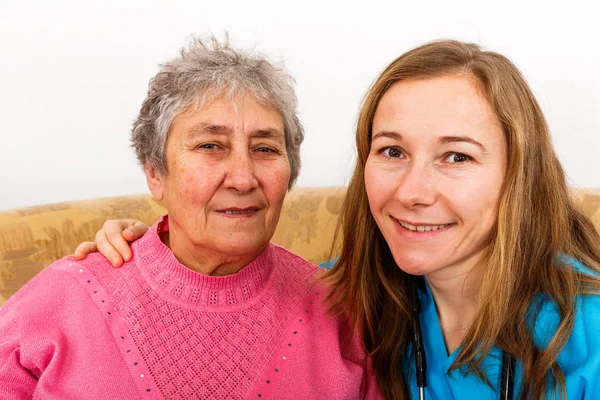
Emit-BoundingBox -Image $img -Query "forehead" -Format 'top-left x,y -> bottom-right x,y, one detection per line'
174,94 -> 285,136
373,74 -> 503,138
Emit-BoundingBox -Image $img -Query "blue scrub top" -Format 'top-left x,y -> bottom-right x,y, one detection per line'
319,258 -> 600,398
406,264 -> 600,399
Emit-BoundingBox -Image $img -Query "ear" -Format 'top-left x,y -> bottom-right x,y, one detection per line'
144,162 -> 164,201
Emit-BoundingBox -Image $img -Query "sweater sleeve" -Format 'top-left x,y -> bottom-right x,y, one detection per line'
361,357 -> 381,399
0,265 -> 62,398
0,295 -> 37,399
0,259 -> 143,400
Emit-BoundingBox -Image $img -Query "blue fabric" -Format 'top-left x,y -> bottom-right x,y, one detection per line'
405,259 -> 600,399
319,259 -> 336,270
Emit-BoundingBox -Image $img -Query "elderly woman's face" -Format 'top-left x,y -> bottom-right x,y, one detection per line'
147,95 -> 290,261
365,74 -> 507,280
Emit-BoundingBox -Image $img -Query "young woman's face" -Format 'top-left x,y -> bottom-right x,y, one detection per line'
365,74 -> 507,280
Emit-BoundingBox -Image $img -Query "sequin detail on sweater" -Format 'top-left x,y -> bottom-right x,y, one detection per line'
78,217 -> 318,399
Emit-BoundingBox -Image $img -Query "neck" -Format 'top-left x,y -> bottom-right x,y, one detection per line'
161,230 -> 264,277
425,258 -> 483,354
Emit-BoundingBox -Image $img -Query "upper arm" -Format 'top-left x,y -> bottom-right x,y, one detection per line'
0,287 -> 38,398
561,294 -> 600,398
0,261 -> 88,397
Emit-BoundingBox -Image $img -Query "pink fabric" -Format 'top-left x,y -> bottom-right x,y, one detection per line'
0,216 -> 381,399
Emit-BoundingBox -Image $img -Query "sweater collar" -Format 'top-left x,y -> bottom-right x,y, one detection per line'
133,215 -> 275,309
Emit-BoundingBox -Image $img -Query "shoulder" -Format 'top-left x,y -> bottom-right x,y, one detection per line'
558,255 -> 600,278
555,293 -> 600,397
269,243 -> 321,268
68,251 -> 116,274
267,244 -> 363,351
535,258 -> 600,375
2,250 -> 128,318
3,257 -> 83,309
0,256 -> 106,333
531,258 -> 600,364
559,293 -> 600,365
528,285 -> 600,397
268,243 -> 339,309
268,243 -> 323,282
560,257 -> 600,365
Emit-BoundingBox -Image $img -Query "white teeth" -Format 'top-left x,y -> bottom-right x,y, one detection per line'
224,210 -> 254,215
402,222 -> 417,231
398,220 -> 450,232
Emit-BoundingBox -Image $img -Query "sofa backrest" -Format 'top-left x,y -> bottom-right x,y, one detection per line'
1,187 -> 599,306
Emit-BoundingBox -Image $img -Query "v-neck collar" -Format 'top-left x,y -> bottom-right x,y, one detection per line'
415,279 -> 507,399
420,279 -> 457,368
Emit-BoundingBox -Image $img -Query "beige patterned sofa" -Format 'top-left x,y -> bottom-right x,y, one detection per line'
1,187 -> 599,306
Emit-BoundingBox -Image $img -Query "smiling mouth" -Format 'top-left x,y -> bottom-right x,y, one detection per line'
218,208 -> 260,215
397,220 -> 453,232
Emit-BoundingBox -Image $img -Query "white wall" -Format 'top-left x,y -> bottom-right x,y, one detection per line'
1,0 -> 598,210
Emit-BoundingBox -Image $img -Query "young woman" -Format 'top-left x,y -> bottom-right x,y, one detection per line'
74,40 -> 600,399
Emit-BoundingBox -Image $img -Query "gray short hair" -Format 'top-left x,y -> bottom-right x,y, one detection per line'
132,35 -> 304,188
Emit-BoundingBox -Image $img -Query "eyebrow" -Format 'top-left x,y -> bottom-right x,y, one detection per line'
439,136 -> 488,153
189,123 -> 231,135
372,131 -> 488,153
371,131 -> 402,141
188,123 -> 284,140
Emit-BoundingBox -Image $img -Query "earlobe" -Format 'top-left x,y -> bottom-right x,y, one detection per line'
144,163 -> 164,201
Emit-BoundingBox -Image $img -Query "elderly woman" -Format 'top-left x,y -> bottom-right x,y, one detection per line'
0,37 -> 379,399
84,40 -> 600,399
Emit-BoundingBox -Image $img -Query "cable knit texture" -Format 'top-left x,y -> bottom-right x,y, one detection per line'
0,216 -> 380,399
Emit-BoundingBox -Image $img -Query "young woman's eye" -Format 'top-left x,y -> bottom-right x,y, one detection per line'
381,147 -> 404,159
444,152 -> 472,163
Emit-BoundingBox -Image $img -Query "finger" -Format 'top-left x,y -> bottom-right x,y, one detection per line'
122,221 -> 150,242
73,242 -> 98,260
102,220 -> 137,263
95,229 -> 124,268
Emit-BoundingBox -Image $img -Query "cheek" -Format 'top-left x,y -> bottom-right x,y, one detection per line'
445,174 -> 502,225
170,162 -> 223,203
364,161 -> 389,209
275,165 -> 292,189
261,162 -> 291,206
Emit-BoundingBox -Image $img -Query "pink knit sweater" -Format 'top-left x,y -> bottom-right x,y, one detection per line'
0,216 -> 380,399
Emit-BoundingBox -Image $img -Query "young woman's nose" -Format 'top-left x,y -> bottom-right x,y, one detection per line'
394,161 -> 437,209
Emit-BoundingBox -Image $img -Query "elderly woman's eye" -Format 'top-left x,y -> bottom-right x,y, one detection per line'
445,152 -> 472,163
257,147 -> 276,153
382,147 -> 403,158
198,143 -> 218,150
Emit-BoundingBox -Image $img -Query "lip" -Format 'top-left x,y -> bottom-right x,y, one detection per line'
392,217 -> 455,239
216,206 -> 262,218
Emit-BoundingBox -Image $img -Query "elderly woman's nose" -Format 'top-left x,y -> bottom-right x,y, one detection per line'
223,152 -> 259,192
394,162 -> 437,209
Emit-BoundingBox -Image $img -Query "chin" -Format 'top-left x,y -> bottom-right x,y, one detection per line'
217,238 -> 268,257
390,254 -> 433,277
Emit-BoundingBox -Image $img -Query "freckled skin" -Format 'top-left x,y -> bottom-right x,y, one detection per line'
364,75 -> 507,282
145,95 -> 291,275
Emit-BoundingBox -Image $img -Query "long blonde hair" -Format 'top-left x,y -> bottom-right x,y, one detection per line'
323,40 -> 600,399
